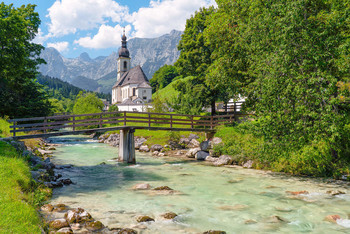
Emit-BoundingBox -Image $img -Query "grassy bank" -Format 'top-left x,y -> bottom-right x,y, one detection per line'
0,141 -> 50,233
0,117 -> 11,138
214,124 -> 350,179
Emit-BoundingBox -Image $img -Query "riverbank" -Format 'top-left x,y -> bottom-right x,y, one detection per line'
0,141 -> 50,233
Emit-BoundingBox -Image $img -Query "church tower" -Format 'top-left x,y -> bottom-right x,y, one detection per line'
117,29 -> 131,81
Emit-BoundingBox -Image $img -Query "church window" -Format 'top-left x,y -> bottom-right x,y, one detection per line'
133,88 -> 136,96
124,61 -> 127,69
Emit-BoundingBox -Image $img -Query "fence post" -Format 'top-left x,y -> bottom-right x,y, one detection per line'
191,115 -> 194,129
148,113 -> 151,127
99,114 -> 103,128
73,116 -> 76,131
170,115 -> 173,128
44,117 -> 47,133
210,116 -> 214,130
13,121 -> 16,137
234,102 -> 238,122
124,111 -> 127,126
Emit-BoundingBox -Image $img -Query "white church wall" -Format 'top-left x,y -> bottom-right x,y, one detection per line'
116,104 -> 151,112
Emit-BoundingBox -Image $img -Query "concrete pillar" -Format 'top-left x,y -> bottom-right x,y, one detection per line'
118,128 -> 136,163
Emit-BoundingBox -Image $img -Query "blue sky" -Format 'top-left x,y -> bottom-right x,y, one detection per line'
3,0 -> 216,58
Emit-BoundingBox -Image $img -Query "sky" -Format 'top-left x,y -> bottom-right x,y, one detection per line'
3,0 -> 217,58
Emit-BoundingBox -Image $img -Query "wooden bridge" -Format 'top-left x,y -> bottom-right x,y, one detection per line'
8,111 -> 245,163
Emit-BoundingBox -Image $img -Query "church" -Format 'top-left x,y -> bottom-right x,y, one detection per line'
111,31 -> 152,106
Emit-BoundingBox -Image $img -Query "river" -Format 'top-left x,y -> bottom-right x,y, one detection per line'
49,135 -> 350,233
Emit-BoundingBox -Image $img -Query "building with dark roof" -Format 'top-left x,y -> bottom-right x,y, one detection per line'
111,31 -> 152,105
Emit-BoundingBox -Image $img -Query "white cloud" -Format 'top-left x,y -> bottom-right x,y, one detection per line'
74,24 -> 132,49
47,0 -> 128,37
130,0 -> 217,38
46,41 -> 69,52
32,28 -> 51,45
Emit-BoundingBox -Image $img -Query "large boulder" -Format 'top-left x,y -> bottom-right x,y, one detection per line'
150,144 -> 163,152
179,138 -> 190,146
186,148 -> 201,158
9,140 -> 26,152
64,208 -> 93,223
242,160 -> 253,168
135,137 -> 147,149
139,145 -> 150,152
195,151 -> 209,161
188,134 -> 199,141
188,139 -> 200,148
168,140 -> 183,150
205,156 -> 219,162
209,137 -> 223,149
200,141 -> 210,151
213,155 -> 233,166
49,219 -> 69,230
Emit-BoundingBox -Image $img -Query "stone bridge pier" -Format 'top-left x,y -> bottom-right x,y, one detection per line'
118,128 -> 136,164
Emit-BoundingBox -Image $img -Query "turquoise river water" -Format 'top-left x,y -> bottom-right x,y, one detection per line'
49,135 -> 350,233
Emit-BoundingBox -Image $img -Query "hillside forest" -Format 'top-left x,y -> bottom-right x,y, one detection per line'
1,1 -> 350,178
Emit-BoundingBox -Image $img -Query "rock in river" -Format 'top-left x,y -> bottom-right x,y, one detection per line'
324,215 -> 341,223
136,215 -> 155,222
86,221 -> 104,231
203,230 -> 226,234
41,204 -> 54,212
195,151 -> 209,161
56,227 -> 73,234
132,183 -> 151,190
213,155 -> 233,166
65,208 -> 93,223
139,145 -> 150,152
161,212 -> 178,219
49,219 -> 69,230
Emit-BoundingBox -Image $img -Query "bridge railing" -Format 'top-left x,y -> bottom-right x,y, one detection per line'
8,111 -> 245,137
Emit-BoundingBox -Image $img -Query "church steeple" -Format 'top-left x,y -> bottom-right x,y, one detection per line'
117,28 -> 131,81
118,28 -> 130,58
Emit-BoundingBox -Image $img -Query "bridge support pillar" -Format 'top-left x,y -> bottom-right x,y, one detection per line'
119,128 -> 136,164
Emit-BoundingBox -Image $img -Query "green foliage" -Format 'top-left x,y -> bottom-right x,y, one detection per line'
37,74 -> 83,99
171,76 -> 210,115
108,104 -> 119,113
0,3 -> 51,118
0,141 -> 48,233
72,92 -> 104,129
174,7 -> 218,115
150,65 -> 180,93
73,92 -> 104,115
148,95 -> 169,113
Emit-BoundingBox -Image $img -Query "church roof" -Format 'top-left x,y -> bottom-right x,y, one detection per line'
113,65 -> 151,88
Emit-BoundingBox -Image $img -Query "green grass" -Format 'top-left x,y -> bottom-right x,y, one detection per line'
0,118 -> 11,138
152,76 -> 193,102
134,129 -> 206,146
0,142 -> 49,233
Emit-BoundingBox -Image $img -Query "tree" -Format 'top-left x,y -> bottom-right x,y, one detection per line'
174,7 -> 218,115
218,0 -> 350,164
72,92 -> 104,115
150,65 -> 179,93
204,2 -> 250,107
0,3 -> 50,118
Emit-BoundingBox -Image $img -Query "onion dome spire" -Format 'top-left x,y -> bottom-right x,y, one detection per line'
118,27 -> 130,58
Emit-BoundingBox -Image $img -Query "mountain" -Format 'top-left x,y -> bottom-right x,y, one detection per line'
38,30 -> 182,92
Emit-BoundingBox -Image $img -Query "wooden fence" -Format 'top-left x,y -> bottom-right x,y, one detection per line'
8,111 -> 244,137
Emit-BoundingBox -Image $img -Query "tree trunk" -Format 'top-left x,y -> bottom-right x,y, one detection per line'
211,100 -> 216,116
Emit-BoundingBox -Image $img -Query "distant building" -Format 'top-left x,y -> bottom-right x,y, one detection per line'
111,30 -> 152,108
